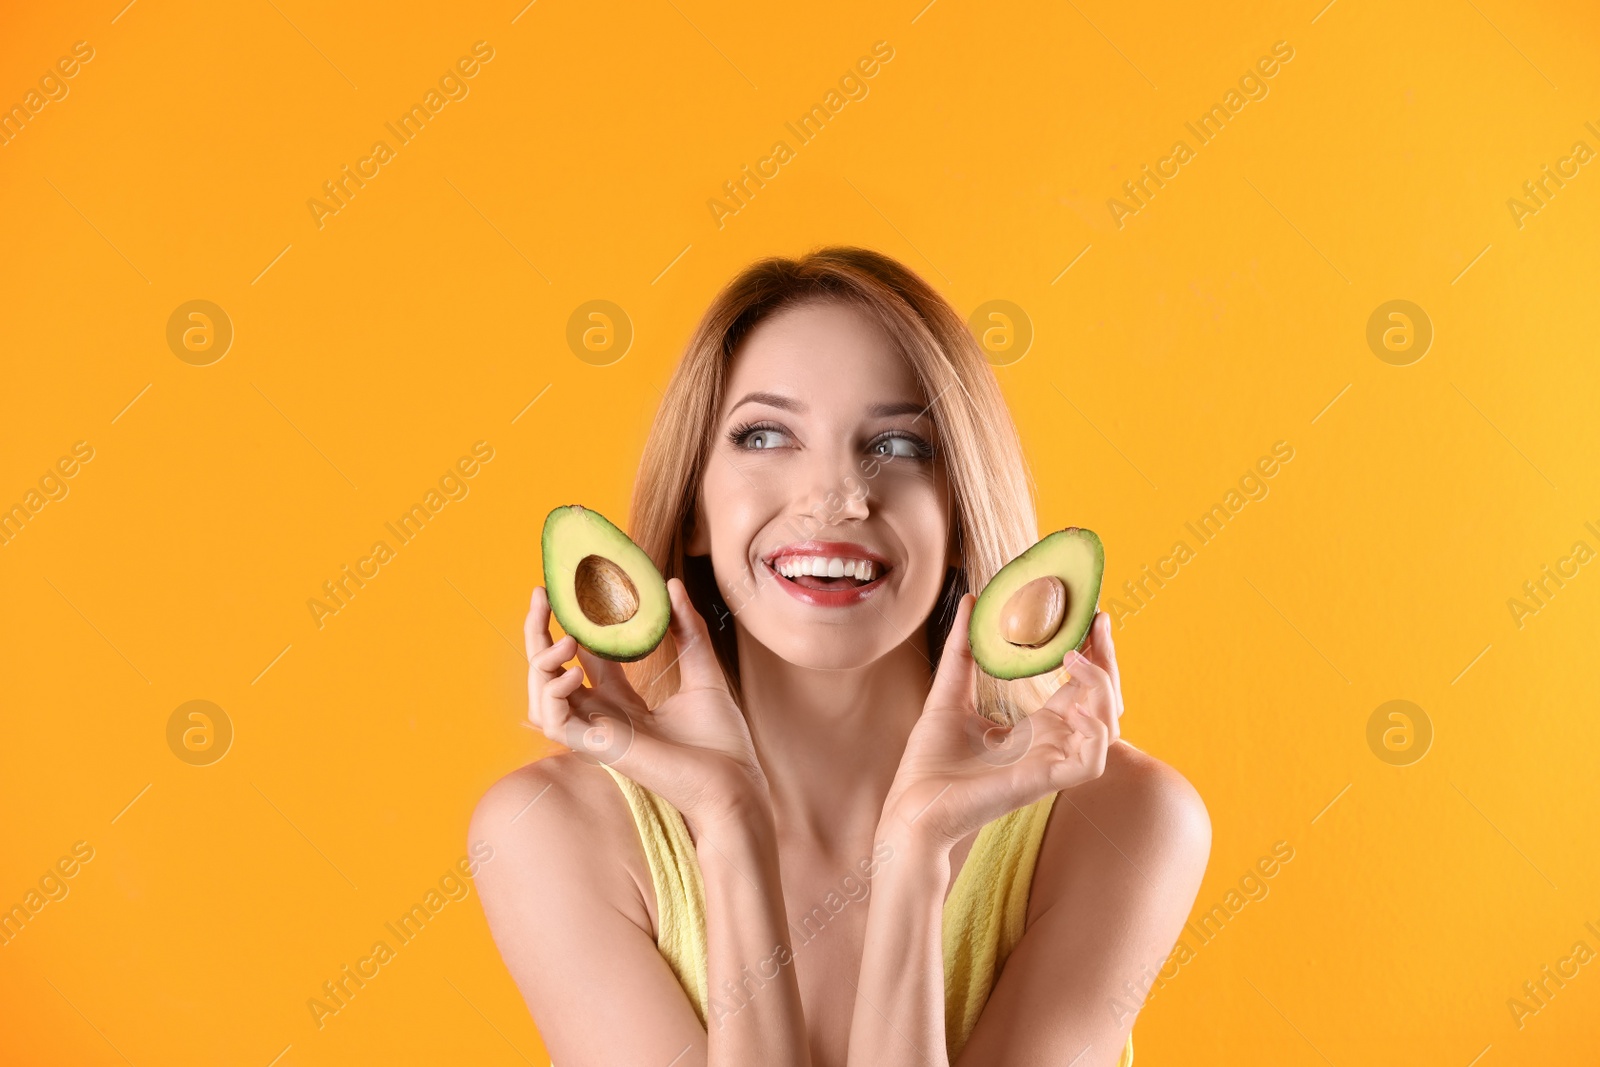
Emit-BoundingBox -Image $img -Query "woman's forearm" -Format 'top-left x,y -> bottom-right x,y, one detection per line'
694,801 -> 813,1066
847,817 -> 952,1066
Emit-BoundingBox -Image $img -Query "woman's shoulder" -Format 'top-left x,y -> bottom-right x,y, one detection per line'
1031,741 -> 1212,915
469,754 -> 657,935
472,751 -> 624,827
1070,740 -> 1210,840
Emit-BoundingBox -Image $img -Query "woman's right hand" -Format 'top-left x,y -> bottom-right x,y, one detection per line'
525,577 -> 768,828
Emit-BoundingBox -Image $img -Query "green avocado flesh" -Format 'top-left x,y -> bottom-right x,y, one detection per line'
969,527 -> 1105,680
541,504 -> 670,663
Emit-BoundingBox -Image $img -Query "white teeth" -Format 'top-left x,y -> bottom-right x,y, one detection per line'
773,555 -> 878,581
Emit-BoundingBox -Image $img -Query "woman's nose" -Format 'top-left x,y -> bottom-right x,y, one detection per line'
799,447 -> 870,522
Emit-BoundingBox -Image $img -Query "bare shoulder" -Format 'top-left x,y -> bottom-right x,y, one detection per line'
1031,741 -> 1212,916
466,757 -> 715,1057
469,753 -> 654,936
1067,740 -> 1211,851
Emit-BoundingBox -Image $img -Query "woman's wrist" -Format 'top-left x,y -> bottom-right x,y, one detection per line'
875,799 -> 958,867
674,760 -> 774,833
689,780 -> 778,855
877,783 -> 963,859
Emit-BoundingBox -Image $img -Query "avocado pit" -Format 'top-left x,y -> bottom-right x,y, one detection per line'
999,575 -> 1067,648
574,554 -> 641,626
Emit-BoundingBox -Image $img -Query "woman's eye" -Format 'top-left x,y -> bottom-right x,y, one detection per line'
728,423 -> 792,450
872,434 -> 932,460
729,423 -> 932,460
747,429 -> 786,449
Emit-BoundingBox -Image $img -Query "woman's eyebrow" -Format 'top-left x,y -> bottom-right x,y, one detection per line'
867,400 -> 933,419
727,392 -> 931,419
729,391 -> 803,415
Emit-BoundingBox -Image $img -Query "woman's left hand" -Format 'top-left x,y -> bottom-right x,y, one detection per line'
881,592 -> 1124,851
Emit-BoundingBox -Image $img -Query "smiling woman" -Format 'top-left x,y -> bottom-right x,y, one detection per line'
471,247 -> 1210,1067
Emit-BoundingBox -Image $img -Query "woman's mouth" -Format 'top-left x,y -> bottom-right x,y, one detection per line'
763,552 -> 890,607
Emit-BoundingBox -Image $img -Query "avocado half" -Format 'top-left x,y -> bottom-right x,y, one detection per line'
540,504 -> 670,663
969,527 -> 1104,680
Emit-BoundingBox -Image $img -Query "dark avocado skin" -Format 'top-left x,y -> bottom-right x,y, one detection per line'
968,527 -> 1104,681
541,504 -> 670,663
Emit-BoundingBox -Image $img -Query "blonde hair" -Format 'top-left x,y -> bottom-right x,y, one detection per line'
622,246 -> 1057,728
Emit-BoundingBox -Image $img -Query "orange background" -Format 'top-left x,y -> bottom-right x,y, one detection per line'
3,1 -> 1598,1064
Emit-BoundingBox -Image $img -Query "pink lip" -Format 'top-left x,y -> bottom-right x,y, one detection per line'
761,540 -> 892,608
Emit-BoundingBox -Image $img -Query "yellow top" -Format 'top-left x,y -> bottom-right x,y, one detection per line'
600,763 -> 1134,1064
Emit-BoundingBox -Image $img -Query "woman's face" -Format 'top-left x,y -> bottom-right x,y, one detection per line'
686,299 -> 959,669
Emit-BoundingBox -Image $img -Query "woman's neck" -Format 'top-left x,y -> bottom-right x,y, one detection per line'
732,631 -> 933,851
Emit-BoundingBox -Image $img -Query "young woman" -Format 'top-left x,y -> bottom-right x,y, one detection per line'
471,247 -> 1211,1066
